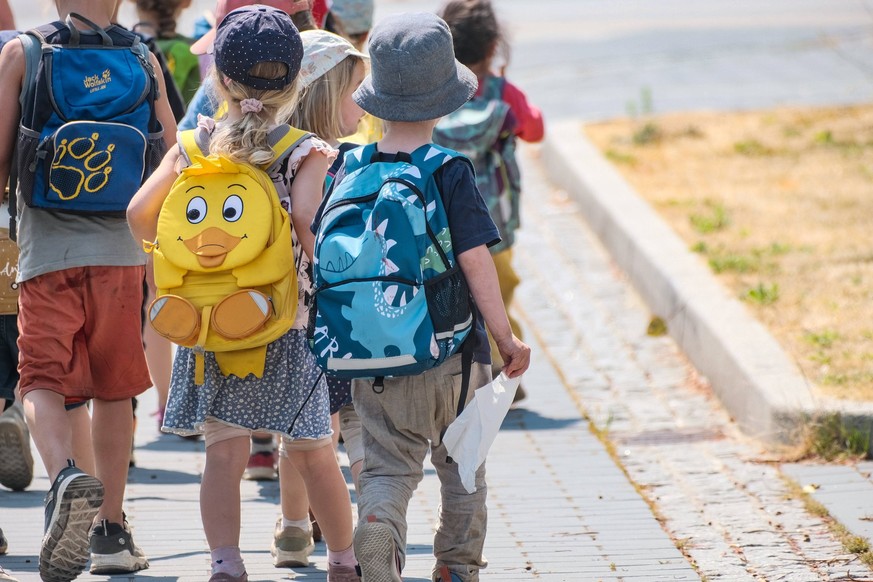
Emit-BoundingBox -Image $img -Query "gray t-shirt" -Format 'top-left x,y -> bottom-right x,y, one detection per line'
16,206 -> 145,283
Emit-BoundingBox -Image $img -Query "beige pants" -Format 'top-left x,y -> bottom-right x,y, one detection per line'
352,354 -> 491,581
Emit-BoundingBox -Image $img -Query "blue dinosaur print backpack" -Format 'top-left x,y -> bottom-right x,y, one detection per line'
309,143 -> 474,379
14,13 -> 163,218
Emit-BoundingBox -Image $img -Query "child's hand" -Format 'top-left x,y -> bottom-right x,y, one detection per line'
496,335 -> 530,379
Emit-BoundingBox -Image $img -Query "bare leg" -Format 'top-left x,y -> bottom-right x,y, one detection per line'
22,389 -> 74,481
289,444 -> 353,551
143,273 -> 172,421
201,435 -> 249,549
278,453 -> 310,521
91,398 -> 134,524
69,405 -> 95,476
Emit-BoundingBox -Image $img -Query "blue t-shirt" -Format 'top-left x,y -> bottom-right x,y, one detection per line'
319,148 -> 500,365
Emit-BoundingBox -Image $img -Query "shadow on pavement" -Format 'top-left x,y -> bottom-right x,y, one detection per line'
0,489 -> 45,508
126,466 -> 202,485
500,408 -> 580,431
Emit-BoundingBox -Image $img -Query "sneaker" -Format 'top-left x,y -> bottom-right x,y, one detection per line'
0,402 -> 34,491
89,518 -> 149,574
328,563 -> 362,582
0,527 -> 7,554
354,519 -> 401,582
271,517 -> 314,567
435,565 -> 464,582
208,573 -> 248,582
243,450 -> 277,481
39,459 -> 104,582
0,564 -> 18,582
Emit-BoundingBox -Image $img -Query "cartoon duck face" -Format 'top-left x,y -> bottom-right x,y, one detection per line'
158,156 -> 273,271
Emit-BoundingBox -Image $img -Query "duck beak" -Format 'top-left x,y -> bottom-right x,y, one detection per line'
183,227 -> 242,268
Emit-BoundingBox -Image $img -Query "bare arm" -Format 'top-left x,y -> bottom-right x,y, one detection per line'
127,147 -> 181,245
0,0 -> 14,30
150,52 -> 177,150
289,150 -> 330,260
457,245 -> 531,378
0,39 -> 23,194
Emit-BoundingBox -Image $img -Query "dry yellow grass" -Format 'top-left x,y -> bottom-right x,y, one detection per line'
584,105 -> 873,401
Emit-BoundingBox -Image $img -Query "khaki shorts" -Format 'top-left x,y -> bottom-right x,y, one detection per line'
18,266 -> 151,405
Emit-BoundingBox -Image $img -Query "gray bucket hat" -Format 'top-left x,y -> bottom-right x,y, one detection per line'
352,12 -> 478,122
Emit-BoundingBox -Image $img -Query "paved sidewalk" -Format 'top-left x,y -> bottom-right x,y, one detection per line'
3,147 -> 872,581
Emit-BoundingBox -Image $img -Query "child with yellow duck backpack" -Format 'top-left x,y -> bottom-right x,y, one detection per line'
127,6 -> 335,581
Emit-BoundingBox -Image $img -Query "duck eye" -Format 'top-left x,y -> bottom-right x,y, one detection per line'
223,195 -> 243,222
186,196 -> 207,224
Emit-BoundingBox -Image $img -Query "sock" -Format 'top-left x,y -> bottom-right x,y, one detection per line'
328,542 -> 356,567
250,435 -> 274,454
211,546 -> 245,577
282,516 -> 311,531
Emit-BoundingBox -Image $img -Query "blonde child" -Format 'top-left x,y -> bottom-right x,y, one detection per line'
268,29 -> 367,580
128,6 -> 335,581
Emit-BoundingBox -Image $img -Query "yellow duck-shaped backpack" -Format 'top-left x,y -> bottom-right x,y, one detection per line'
145,127 -> 308,384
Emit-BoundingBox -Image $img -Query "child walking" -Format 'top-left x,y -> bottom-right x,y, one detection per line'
0,0 -> 176,579
128,6 -> 338,581
267,29 -> 367,580
259,29 -> 366,582
435,0 -> 544,403
317,12 -> 531,582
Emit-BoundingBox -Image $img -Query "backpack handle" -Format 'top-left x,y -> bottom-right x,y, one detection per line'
66,12 -> 114,47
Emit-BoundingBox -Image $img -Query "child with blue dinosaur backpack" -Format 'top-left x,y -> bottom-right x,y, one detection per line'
127,6 -> 346,582
310,12 -> 530,582
0,0 -> 176,579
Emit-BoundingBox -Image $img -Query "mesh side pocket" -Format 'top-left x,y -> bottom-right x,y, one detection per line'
425,267 -> 472,336
146,136 -> 167,178
15,130 -> 40,202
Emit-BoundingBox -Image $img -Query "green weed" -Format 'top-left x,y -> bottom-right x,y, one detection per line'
633,122 -> 663,145
689,203 -> 730,234
605,149 -> 637,165
743,282 -> 779,305
804,329 -> 839,348
807,413 -> 870,460
734,139 -> 774,156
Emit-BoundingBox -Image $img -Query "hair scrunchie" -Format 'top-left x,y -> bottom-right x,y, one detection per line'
240,98 -> 264,114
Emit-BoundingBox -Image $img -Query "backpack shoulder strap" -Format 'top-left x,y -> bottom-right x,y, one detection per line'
266,125 -> 312,173
177,128 -> 206,163
17,29 -> 50,113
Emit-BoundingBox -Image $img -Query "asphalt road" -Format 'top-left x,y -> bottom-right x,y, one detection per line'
9,0 -> 873,121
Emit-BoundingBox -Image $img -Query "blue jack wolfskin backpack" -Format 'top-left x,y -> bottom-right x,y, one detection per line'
14,13 -> 163,217
309,143 -> 474,379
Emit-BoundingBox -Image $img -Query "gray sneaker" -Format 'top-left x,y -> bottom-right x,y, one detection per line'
40,460 -> 104,582
0,402 -> 34,491
270,517 -> 314,567
89,518 -> 149,575
354,520 -> 401,582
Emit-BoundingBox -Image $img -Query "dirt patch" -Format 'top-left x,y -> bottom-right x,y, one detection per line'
584,105 -> 873,401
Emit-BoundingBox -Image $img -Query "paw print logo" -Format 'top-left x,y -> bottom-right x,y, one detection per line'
50,132 -> 115,201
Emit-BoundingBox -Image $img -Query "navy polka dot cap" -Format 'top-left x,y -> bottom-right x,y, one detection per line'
213,5 -> 303,91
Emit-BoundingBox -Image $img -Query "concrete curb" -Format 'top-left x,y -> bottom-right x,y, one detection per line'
542,120 -> 873,447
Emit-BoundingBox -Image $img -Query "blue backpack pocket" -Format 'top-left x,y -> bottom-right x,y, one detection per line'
29,120 -> 147,214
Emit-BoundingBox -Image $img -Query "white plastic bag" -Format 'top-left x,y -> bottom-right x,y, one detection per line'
442,372 -> 521,494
